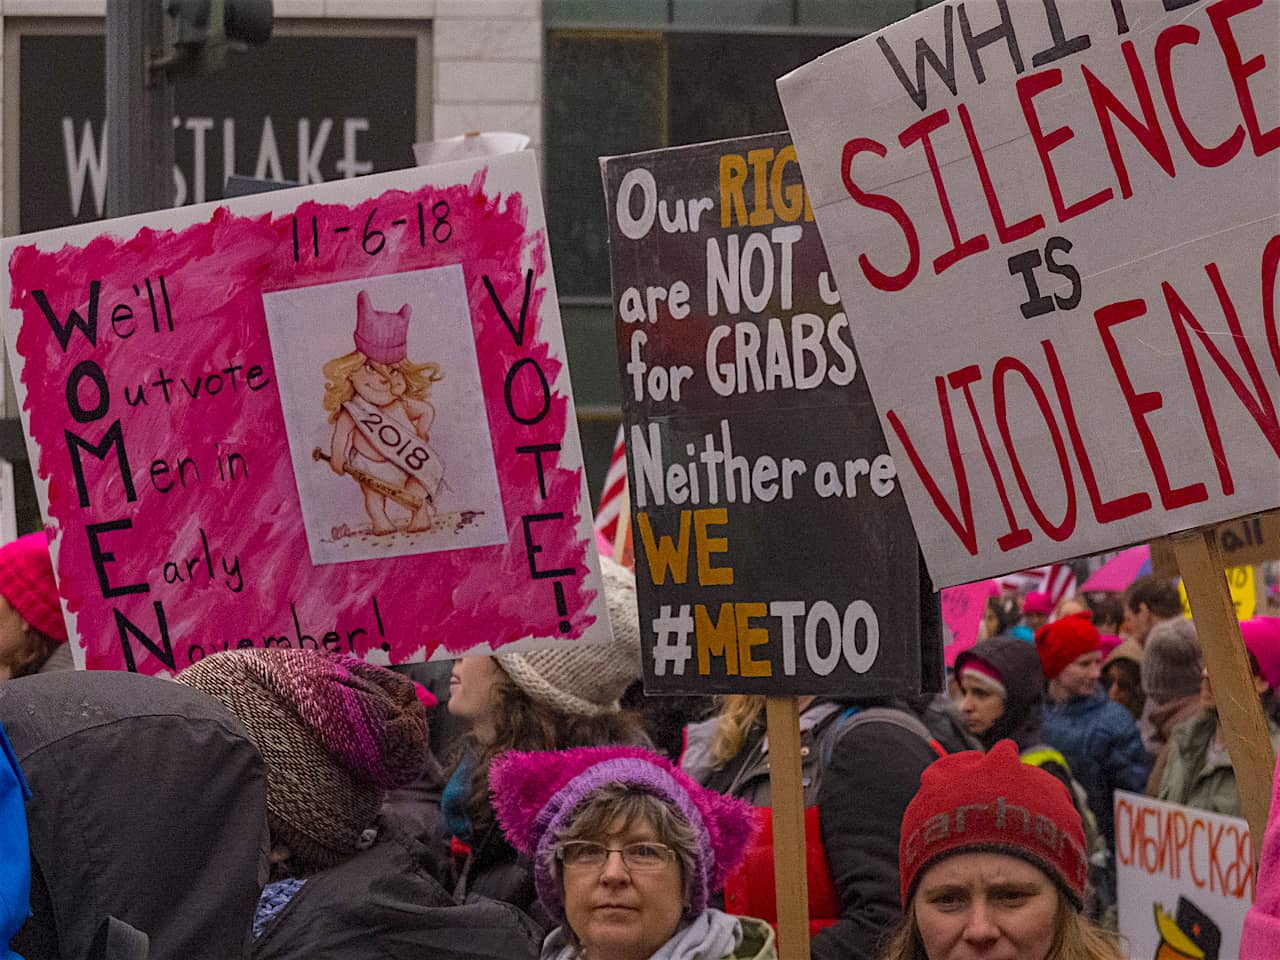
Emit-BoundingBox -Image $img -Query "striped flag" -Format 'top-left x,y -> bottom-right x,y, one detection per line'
1040,563 -> 1078,606
595,425 -> 629,551
1000,563 -> 1078,605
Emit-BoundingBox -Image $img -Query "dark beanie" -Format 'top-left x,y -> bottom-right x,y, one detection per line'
177,649 -> 427,874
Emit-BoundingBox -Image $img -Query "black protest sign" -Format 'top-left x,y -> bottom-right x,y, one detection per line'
603,132 -> 936,695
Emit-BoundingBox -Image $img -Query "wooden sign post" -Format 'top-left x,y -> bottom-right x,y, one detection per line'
1166,529 -> 1276,852
766,697 -> 812,960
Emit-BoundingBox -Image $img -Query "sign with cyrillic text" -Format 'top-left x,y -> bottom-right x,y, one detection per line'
603,132 -> 935,695
2,151 -> 609,673
779,0 -> 1280,588
1115,791 -> 1252,959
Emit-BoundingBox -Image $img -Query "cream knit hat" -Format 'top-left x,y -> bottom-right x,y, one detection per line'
496,556 -> 641,716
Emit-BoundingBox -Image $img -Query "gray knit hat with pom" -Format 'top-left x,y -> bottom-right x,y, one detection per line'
496,556 -> 641,716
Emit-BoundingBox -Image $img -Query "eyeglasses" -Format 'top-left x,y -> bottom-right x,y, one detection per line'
556,840 -> 677,873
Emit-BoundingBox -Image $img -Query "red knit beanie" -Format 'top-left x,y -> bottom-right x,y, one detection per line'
1034,611 -> 1100,680
0,532 -> 66,643
899,740 -> 1087,909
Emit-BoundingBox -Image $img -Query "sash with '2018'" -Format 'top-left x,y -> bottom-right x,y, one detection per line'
344,395 -> 446,495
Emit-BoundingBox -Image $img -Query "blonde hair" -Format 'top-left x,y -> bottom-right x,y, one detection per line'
707,695 -> 766,769
879,893 -> 1127,960
321,351 -> 442,422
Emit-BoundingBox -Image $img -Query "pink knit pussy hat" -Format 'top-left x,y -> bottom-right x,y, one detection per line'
1241,618 -> 1280,693
0,532 -> 66,643
490,745 -> 755,925
353,290 -> 410,365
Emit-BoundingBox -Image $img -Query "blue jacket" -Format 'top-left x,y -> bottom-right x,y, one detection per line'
1042,686 -> 1151,845
1,722 -> 30,960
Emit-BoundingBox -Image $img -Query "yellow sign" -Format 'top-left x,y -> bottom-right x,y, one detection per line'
1179,566 -> 1255,621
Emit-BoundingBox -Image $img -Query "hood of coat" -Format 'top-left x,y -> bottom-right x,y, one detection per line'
1,670 -> 269,960
958,635 -> 1047,751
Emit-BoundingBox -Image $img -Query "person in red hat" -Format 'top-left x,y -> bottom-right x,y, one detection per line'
880,741 -> 1125,960
0,532 -> 71,680
1037,612 -> 1150,917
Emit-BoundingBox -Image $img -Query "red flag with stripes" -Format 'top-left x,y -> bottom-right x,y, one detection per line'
594,426 -> 632,566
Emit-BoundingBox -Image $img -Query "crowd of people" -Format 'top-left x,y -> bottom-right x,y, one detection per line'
2,527 -> 1280,960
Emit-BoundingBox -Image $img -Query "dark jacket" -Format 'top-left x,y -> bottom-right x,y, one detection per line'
253,830 -> 542,960
454,818 -> 549,931
957,636 -> 1047,752
687,699 -> 936,960
1042,686 -> 1152,844
2,670 -> 269,960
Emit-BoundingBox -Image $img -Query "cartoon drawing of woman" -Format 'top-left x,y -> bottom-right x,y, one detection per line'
321,291 -> 445,535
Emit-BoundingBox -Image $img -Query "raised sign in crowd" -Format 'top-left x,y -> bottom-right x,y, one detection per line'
2,1 -> 1280,959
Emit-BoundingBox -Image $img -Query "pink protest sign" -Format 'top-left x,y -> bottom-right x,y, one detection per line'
2,151 -> 609,674
940,579 -> 997,666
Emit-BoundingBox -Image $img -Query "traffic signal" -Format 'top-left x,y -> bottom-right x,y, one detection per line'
160,0 -> 272,74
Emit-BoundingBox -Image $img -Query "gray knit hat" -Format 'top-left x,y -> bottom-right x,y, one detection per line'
1142,619 -> 1203,706
496,556 -> 641,716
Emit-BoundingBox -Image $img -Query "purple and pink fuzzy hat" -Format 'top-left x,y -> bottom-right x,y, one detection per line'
490,745 -> 755,923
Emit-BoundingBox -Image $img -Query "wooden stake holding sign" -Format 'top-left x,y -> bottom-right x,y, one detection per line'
766,697 -> 812,960
1165,529 -> 1277,853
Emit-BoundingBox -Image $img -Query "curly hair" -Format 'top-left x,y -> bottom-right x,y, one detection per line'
456,664 -> 648,834
321,351 -> 443,423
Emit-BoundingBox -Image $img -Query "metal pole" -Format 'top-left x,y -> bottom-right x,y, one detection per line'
106,0 -> 173,218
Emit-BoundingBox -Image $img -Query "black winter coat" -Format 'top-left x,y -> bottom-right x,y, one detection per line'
2,670 -> 269,960
253,831 -> 543,960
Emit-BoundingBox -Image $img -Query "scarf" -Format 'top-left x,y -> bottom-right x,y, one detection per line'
540,908 -> 743,960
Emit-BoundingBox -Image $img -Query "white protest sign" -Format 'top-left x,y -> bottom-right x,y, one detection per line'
1115,791 -> 1252,959
778,0 -> 1280,588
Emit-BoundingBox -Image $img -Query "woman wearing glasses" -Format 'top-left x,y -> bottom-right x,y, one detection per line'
489,744 -> 777,960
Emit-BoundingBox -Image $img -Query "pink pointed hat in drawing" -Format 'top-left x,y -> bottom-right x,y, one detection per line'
354,290 -> 410,365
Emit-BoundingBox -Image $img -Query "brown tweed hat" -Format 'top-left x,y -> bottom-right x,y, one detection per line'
177,649 -> 427,875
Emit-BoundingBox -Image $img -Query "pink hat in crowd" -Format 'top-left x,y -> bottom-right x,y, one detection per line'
1098,633 -> 1123,660
353,290 -> 410,365
1240,618 -> 1280,692
490,745 -> 755,925
0,532 -> 67,643
1022,592 -> 1054,616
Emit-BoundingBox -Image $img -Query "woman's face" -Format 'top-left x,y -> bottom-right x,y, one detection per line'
562,814 -> 685,960
958,677 -> 1005,737
0,595 -> 32,680
447,655 -> 502,720
351,362 -> 402,405
913,852 -> 1058,960
979,606 -> 1000,641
